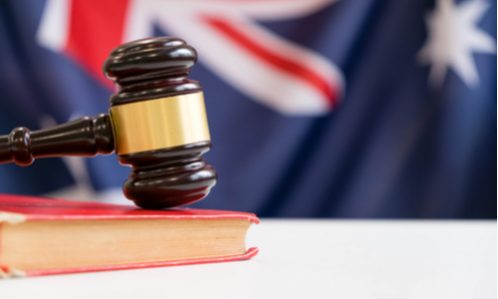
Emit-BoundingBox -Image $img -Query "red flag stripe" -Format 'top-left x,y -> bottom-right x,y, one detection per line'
202,16 -> 338,108
65,0 -> 129,87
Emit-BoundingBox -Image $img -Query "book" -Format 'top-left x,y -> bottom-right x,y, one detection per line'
0,194 -> 258,278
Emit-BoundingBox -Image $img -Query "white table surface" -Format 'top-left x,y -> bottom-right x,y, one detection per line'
1,220 -> 496,299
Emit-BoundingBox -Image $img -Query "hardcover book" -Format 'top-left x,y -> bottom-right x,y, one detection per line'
0,194 -> 258,278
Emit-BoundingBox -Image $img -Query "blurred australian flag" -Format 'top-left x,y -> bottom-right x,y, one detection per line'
0,0 -> 496,218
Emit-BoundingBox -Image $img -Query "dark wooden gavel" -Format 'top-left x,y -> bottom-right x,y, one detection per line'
0,37 -> 217,209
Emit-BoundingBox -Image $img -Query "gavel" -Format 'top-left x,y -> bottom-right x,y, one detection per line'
0,37 -> 217,209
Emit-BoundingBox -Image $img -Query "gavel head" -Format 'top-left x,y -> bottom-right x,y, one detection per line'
103,37 -> 217,209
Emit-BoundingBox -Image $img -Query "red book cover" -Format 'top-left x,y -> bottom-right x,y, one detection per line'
0,194 -> 259,278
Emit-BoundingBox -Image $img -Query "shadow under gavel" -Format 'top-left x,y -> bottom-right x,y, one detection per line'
0,37 -> 217,209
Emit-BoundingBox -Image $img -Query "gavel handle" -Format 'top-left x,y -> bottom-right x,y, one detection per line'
0,114 -> 115,166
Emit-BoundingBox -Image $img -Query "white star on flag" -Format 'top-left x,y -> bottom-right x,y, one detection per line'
418,0 -> 496,87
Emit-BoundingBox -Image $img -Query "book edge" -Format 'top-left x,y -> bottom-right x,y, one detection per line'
0,212 -> 26,225
0,194 -> 260,224
0,211 -> 260,224
13,247 -> 259,278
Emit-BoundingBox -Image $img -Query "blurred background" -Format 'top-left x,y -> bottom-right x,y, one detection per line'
0,0 -> 495,218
